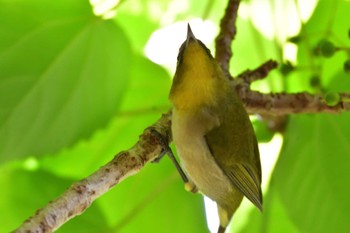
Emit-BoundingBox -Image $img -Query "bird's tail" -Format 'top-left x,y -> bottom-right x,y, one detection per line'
217,226 -> 226,233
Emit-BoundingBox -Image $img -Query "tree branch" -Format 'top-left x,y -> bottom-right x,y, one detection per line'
13,113 -> 171,233
230,60 -> 350,115
215,0 -> 240,76
239,89 -> 350,115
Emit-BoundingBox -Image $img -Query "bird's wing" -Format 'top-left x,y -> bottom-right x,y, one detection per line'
224,162 -> 262,211
224,133 -> 262,210
206,133 -> 262,211
205,104 -> 262,210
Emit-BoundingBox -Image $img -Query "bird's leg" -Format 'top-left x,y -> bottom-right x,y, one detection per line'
150,129 -> 188,182
150,129 -> 197,193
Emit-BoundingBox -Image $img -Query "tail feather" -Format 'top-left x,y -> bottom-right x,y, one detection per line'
217,226 -> 226,233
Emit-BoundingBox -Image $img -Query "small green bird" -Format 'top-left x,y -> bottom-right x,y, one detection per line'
169,25 -> 262,233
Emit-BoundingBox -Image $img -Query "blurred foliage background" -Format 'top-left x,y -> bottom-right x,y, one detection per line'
0,0 -> 350,232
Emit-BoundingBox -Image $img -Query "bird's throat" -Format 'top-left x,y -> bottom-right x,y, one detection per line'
170,67 -> 218,110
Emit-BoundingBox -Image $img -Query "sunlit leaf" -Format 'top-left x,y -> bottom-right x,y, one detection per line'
39,54 -> 170,178
0,0 -> 131,163
274,112 -> 350,233
234,184 -> 299,233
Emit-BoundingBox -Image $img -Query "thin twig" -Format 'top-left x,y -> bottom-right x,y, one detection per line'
236,60 -> 279,84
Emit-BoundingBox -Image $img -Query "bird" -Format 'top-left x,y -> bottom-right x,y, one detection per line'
169,24 -> 262,233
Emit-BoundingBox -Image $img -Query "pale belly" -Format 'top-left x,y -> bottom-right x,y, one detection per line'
177,141 -> 233,202
171,110 -> 232,202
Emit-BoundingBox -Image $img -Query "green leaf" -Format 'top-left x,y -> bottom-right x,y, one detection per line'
0,0 -> 132,163
234,184 -> 299,233
0,167 -> 109,233
273,113 -> 350,233
120,54 -> 171,111
39,54 -> 171,179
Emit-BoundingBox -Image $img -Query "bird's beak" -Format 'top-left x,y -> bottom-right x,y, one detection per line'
186,24 -> 197,47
